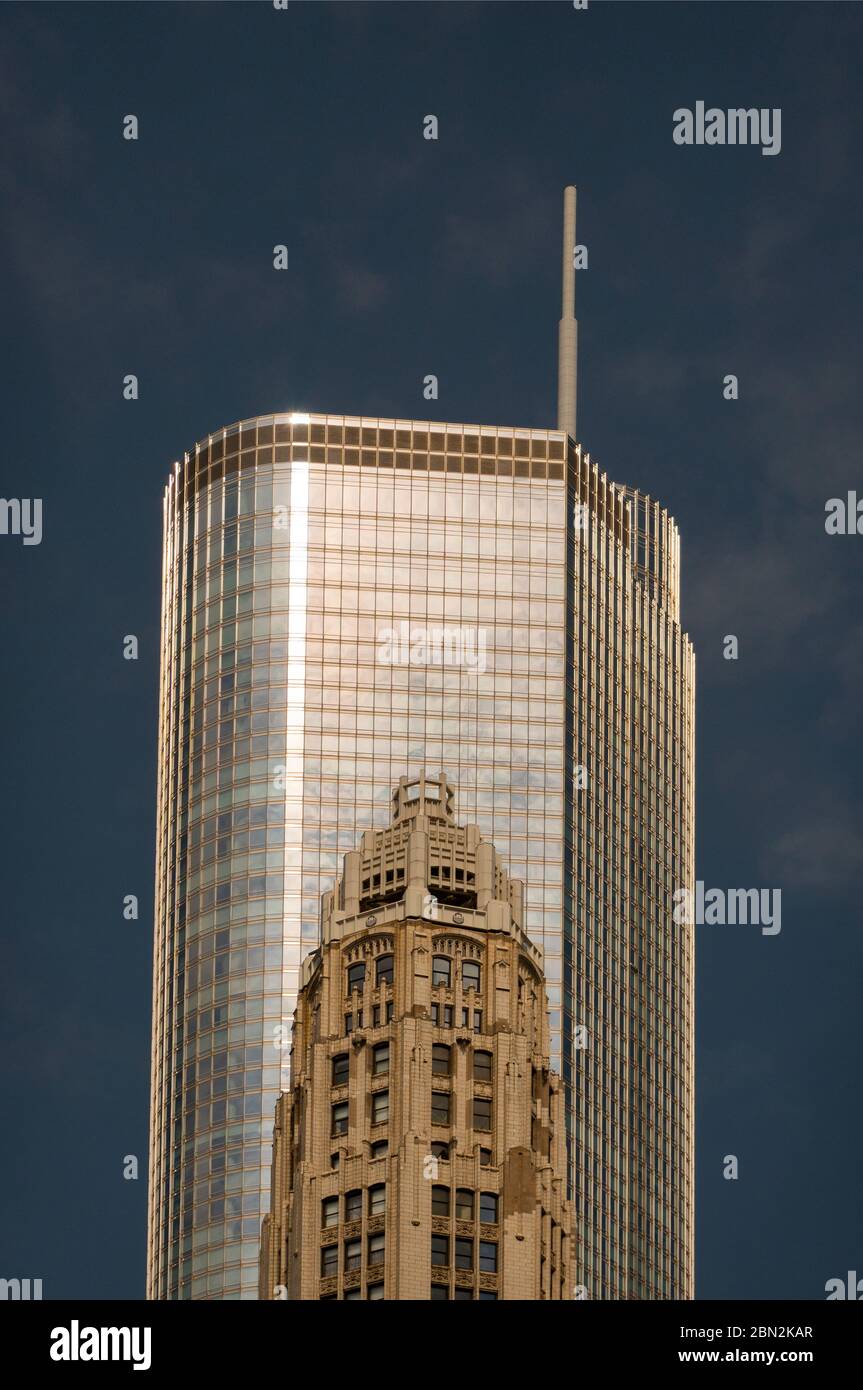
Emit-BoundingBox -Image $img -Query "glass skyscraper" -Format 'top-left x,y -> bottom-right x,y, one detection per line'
147,410 -> 694,1300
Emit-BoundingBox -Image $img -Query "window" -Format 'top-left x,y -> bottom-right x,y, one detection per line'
347,961 -> 365,992
479,1148 -> 492,1167
321,1244 -> 338,1277
432,956 -> 451,987
431,1091 -> 450,1125
480,1192 -> 499,1224
473,1010 -> 482,1033
375,954 -> 393,986
455,1189 -> 474,1220
372,1042 -> 390,1076
331,1152 -> 341,1170
479,1241 -> 498,1273
370,1140 -> 388,1159
372,1090 -> 389,1124
455,1237 -> 473,1270
344,1189 -> 362,1223
454,1288 -> 473,1300
321,1196 -> 339,1229
463,960 -> 481,991
431,1185 -> 450,1217
344,1288 -> 362,1301
473,1097 -> 492,1131
478,1290 -> 498,1300
331,1101 -> 348,1136
367,1283 -> 385,1300
331,1053 -> 349,1086
368,1233 -> 385,1267
432,1043 -> 451,1076
430,1284 -> 449,1300
344,1238 -> 362,1272
369,1184 -> 386,1216
431,1141 -> 449,1162
473,1050 -> 493,1083
345,1013 -> 353,1034
386,1001 -> 394,1023
431,1235 -> 449,1267
372,1005 -> 380,1027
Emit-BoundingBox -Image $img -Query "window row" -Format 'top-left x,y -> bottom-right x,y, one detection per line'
187,418 -> 567,456
345,1003 -> 394,1032
331,1140 -> 389,1168
431,1235 -> 498,1273
432,956 -> 481,990
433,1093 -> 493,1131
332,1044 -> 492,1085
322,1185 -> 386,1228
321,1233 -> 385,1276
332,1092 -> 491,1134
431,1188 -> 499,1223
322,1283 -> 384,1301
331,1043 -> 390,1086
345,954 -> 483,995
432,1044 -> 494,1081
347,955 -> 393,993
331,1090 -> 389,1134
432,1004 -> 482,1031
431,1285 -> 497,1300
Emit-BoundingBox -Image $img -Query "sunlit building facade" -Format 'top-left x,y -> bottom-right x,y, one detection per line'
147,409 -> 694,1300
260,771 -> 572,1301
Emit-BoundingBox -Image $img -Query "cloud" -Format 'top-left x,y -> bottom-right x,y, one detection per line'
442,172 -> 555,285
767,810 -> 863,893
686,522 -> 840,668
335,261 -> 389,312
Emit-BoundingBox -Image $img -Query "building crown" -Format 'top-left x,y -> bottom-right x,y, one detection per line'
312,773 -> 537,978
390,771 -> 455,829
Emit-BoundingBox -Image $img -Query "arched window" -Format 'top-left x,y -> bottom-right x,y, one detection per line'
462,959 -> 481,991
347,961 -> 365,993
431,1185 -> 450,1216
432,956 -> 452,987
455,1189 -> 474,1220
473,1050 -> 493,1082
431,1091 -> 451,1125
473,1097 -> 492,1131
344,1238 -> 362,1271
480,1192 -> 499,1224
375,954 -> 394,986
431,1234 -> 449,1267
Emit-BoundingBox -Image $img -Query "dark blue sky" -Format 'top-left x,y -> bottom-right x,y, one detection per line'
1,0 -> 861,1300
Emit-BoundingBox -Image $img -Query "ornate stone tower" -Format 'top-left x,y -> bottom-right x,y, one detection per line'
259,771 -> 572,1300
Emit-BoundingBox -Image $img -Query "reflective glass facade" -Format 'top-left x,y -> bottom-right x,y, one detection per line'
147,411 -> 694,1300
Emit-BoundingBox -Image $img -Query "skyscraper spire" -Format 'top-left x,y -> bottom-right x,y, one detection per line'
556,184 -> 578,441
